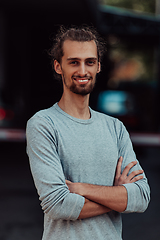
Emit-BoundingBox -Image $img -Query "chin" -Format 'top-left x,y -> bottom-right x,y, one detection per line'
72,86 -> 94,96
70,81 -> 96,96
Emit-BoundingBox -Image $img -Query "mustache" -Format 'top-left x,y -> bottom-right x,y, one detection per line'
72,74 -> 92,79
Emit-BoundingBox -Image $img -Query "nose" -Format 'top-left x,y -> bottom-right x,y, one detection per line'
78,63 -> 87,76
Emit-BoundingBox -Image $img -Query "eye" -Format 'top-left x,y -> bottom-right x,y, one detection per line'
86,60 -> 96,66
70,61 -> 79,65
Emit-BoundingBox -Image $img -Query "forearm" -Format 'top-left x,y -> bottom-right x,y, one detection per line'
78,198 -> 112,219
73,183 -> 127,212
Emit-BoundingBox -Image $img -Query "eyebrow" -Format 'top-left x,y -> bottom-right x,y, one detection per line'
67,57 -> 98,61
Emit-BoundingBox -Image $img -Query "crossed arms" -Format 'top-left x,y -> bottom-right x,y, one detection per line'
27,116 -> 150,221
66,156 -> 144,219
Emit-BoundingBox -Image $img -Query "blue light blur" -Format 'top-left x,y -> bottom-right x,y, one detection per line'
97,90 -> 133,116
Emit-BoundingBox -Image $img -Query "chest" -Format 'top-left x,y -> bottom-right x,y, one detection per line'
55,121 -> 119,186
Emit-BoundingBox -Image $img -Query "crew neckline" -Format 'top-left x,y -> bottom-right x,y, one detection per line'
53,102 -> 94,124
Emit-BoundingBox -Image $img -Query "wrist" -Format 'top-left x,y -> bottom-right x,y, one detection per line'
78,183 -> 92,197
77,182 -> 86,196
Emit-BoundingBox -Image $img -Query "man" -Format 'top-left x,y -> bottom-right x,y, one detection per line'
26,26 -> 150,240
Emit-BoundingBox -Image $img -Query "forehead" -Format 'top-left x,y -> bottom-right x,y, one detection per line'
62,40 -> 98,59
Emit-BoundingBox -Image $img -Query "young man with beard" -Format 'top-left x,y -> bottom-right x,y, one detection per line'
26,26 -> 150,240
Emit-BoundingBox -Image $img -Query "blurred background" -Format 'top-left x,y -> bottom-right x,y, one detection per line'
0,0 -> 160,239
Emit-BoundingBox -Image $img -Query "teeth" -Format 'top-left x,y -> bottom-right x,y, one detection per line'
78,79 -> 88,82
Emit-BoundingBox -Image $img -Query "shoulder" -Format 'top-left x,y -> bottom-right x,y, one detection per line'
91,109 -> 127,137
91,109 -> 122,126
26,105 -> 61,144
26,104 -> 58,131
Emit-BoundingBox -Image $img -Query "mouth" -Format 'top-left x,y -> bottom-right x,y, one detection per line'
73,77 -> 91,85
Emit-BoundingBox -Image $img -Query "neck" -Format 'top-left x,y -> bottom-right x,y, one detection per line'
58,91 -> 90,120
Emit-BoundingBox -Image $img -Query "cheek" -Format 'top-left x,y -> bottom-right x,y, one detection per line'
62,67 -> 74,77
93,69 -> 99,77
62,70 -> 74,83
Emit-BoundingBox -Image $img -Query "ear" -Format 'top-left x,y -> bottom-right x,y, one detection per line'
54,60 -> 62,75
97,62 -> 101,73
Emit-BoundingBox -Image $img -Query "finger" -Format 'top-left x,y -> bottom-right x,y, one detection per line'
127,170 -> 144,181
65,180 -> 72,184
130,174 -> 144,183
115,156 -> 123,178
121,161 -> 137,177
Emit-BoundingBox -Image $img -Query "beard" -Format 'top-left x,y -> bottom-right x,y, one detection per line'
62,74 -> 96,96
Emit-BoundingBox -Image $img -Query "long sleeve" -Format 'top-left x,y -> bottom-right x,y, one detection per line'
115,119 -> 150,213
25,105 -> 150,239
26,115 -> 85,221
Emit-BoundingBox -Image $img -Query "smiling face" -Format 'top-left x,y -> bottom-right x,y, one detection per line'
54,40 -> 101,96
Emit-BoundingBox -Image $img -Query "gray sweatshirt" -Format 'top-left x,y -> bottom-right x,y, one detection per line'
26,103 -> 150,240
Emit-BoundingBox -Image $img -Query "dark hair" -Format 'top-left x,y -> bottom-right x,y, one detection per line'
48,25 -> 106,79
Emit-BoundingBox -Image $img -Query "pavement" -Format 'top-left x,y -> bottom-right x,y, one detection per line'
0,142 -> 159,240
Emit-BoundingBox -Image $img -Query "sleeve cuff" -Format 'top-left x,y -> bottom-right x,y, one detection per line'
65,193 -> 85,220
122,183 -> 138,213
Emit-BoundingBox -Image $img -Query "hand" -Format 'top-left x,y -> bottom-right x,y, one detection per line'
114,156 -> 144,186
66,180 -> 82,195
